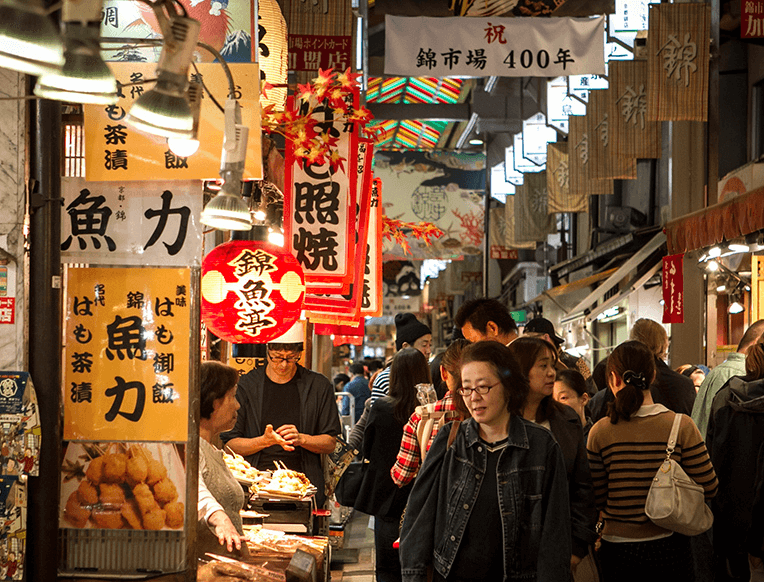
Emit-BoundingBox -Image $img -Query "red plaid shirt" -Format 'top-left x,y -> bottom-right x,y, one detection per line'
391,393 -> 462,487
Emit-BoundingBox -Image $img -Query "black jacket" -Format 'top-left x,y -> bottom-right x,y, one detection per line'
708,376 -> 764,559
547,403 -> 598,558
354,396 -> 413,519
589,357 -> 696,422
221,365 -> 341,506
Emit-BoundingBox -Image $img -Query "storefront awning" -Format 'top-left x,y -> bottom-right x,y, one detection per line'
583,261 -> 662,323
560,231 -> 666,323
665,187 -> 764,255
529,268 -> 619,311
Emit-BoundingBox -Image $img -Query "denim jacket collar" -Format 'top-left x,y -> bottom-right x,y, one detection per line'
462,415 -> 530,450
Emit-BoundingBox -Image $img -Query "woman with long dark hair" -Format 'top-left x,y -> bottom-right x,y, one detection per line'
355,347 -> 431,582
587,340 -> 717,582
400,341 -> 572,581
508,336 -> 598,574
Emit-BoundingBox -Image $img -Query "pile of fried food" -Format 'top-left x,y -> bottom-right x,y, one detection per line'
64,445 -> 183,530
260,463 -> 316,499
223,451 -> 269,492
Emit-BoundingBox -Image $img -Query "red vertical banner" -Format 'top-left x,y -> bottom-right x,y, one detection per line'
662,254 -> 684,324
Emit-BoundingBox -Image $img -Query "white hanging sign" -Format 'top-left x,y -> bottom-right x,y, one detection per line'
385,15 -> 605,78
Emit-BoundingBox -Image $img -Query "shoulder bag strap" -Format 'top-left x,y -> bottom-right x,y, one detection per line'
447,420 -> 462,449
665,413 -> 683,461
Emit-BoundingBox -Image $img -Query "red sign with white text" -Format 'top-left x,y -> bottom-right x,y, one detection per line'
742,0 -> 764,38
662,254 -> 684,324
0,298 -> 14,324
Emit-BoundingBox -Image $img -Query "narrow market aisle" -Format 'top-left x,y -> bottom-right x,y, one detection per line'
330,510 -> 375,581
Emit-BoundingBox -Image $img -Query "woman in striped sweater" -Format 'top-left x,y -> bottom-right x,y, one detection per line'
587,340 -> 717,582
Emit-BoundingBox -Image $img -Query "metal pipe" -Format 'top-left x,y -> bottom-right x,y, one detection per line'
26,93 -> 63,582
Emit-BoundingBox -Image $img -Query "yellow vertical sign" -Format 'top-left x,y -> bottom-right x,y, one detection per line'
64,267 -> 191,441
83,62 -> 262,181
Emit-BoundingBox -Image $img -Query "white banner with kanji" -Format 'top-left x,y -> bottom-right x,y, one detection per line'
385,15 -> 605,78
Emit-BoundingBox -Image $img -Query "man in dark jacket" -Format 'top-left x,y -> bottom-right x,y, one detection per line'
589,319 -> 695,422
222,323 -> 341,507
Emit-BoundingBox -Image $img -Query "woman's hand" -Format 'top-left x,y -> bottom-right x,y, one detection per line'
207,510 -> 243,553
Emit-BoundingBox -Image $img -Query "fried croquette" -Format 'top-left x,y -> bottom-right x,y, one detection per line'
132,483 -> 158,515
145,458 -> 167,486
85,455 -> 104,485
163,501 -> 184,529
152,477 -> 178,505
91,509 -> 124,529
64,491 -> 90,528
99,483 -> 126,508
142,507 -> 166,530
101,453 -> 128,483
77,479 -> 98,505
121,499 -> 142,530
126,453 -> 148,486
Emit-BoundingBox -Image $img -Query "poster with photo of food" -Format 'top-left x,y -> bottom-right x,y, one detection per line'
60,442 -> 185,531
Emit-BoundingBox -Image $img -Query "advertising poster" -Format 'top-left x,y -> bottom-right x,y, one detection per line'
63,268 -> 191,442
375,151 -> 486,260
60,442 -> 186,531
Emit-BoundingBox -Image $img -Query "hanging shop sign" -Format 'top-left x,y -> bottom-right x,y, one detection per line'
568,116 -> 613,199
83,63 -> 262,182
61,178 -> 202,267
504,194 -> 536,250
361,177 -> 384,317
201,240 -> 306,344
608,60 -> 662,159
384,15 -> 605,78
514,172 -> 555,244
522,113 -> 558,166
662,254 -> 684,324
0,298 -> 14,325
647,3 -> 711,121
377,151 -> 486,260
742,0 -> 764,37
514,134 -> 545,173
63,267 -> 191,442
286,0 -> 354,84
547,77 -> 587,134
586,89 -> 636,182
284,92 -> 359,294
304,140 -> 373,324
489,207 -> 519,260
547,142 -> 587,214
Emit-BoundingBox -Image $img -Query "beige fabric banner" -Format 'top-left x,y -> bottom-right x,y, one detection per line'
647,3 -> 711,121
515,172 -> 555,244
609,60 -> 662,159
587,89 -> 637,181
569,115 -> 612,198
547,143 -> 588,213
504,195 -> 536,249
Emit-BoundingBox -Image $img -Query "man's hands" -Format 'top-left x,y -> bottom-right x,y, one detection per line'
263,424 -> 295,451
207,510 -> 244,553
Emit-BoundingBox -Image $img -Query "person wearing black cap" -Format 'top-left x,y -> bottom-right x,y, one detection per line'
524,317 -> 593,381
369,313 -> 432,405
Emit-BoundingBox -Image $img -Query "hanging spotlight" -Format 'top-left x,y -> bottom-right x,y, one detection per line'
729,294 -> 744,314
706,260 -> 719,272
728,242 -> 750,253
268,229 -> 285,246
167,79 -> 202,157
0,0 -> 64,76
126,2 -> 200,139
708,246 -> 722,258
34,0 -> 117,105
200,99 -> 252,231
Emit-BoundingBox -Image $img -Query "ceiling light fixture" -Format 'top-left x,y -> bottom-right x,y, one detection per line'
0,0 -> 65,76
200,98 -> 252,231
708,246 -> 722,258
729,296 -> 744,314
34,0 -> 117,105
126,0 -> 200,139
167,79 -> 202,157
706,260 -> 719,272
728,242 -> 750,253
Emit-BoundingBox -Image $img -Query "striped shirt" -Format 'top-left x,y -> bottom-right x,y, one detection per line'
587,404 -> 718,540
369,367 -> 390,405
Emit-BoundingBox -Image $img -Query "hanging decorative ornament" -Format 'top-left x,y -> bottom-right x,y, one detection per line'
201,240 -> 305,343
258,0 -> 288,110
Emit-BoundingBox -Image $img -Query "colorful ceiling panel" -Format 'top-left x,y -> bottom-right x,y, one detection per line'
366,76 -> 466,150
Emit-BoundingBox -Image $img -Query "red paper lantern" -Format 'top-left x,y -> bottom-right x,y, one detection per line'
201,240 -> 305,343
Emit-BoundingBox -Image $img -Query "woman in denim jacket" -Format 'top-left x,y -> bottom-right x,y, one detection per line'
399,341 -> 572,582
